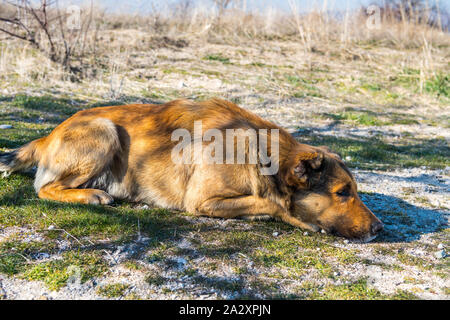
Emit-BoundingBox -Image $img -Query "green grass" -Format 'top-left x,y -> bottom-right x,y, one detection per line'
424,73 -> 449,98
318,106 -> 422,126
301,134 -> 449,169
0,253 -> 27,275
11,94 -> 84,116
204,54 -> 231,64
0,239 -> 57,275
22,251 -> 108,291
324,111 -> 387,126
307,278 -> 420,300
394,69 -> 449,100
309,279 -> 385,300
145,273 -> 166,286
396,252 -> 432,271
286,75 -> 324,98
97,283 -> 130,298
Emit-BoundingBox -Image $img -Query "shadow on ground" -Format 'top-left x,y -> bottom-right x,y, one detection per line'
362,193 -> 448,243
0,175 -> 446,248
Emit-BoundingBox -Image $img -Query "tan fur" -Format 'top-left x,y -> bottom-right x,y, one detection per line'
0,98 -> 383,240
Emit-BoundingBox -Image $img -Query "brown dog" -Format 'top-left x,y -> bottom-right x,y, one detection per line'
0,98 -> 383,241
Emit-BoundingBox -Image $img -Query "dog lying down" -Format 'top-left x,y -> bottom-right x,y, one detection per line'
0,98 -> 383,242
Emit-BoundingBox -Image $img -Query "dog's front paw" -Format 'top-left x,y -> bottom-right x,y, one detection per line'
88,190 -> 114,205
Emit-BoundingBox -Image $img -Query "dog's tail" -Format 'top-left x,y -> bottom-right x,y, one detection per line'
0,138 -> 45,176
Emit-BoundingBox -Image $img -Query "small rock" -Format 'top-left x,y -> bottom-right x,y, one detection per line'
35,253 -> 50,260
176,257 -> 187,267
343,240 -> 349,244
321,229 -> 326,234
434,250 -> 446,259
47,225 -> 56,231
437,243 -> 444,250
272,232 -> 279,237
115,245 -> 125,254
0,125 -> 12,130
303,232 -> 309,236
138,237 -> 151,243
345,156 -> 352,161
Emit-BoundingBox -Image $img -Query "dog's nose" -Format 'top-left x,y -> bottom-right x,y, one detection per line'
371,221 -> 384,235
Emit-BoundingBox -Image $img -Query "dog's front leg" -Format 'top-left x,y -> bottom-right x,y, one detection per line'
277,212 -> 320,232
195,195 -> 282,218
195,195 -> 318,232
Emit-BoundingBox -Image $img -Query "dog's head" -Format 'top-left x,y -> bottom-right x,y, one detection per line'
283,144 -> 383,242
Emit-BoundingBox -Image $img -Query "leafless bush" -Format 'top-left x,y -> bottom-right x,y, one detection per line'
365,0 -> 449,30
0,0 -> 101,74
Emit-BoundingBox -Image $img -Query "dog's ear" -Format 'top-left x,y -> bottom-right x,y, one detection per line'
317,145 -> 342,160
284,147 -> 324,188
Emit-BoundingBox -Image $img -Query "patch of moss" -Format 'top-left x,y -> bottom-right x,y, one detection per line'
0,239 -> 57,276
22,251 -> 108,291
396,252 -> 432,270
123,260 -> 143,271
253,232 -> 342,277
0,253 -> 27,275
391,289 -> 420,300
309,278 -> 385,300
204,54 -> 231,64
97,283 -> 130,298
322,111 -> 387,126
11,94 -> 83,116
302,134 -> 449,169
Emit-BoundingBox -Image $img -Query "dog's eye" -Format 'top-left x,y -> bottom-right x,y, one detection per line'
336,186 -> 350,197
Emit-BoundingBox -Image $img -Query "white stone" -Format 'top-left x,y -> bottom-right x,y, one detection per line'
434,250 -> 446,259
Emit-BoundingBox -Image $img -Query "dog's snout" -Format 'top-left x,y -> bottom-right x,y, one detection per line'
371,221 -> 384,235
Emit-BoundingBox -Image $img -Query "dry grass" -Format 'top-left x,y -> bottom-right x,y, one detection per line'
1,2 -> 448,86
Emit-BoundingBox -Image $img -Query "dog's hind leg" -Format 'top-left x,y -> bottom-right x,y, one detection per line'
35,118 -> 121,205
38,175 -> 114,204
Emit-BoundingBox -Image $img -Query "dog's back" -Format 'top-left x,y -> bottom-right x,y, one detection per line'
0,98 -> 294,209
